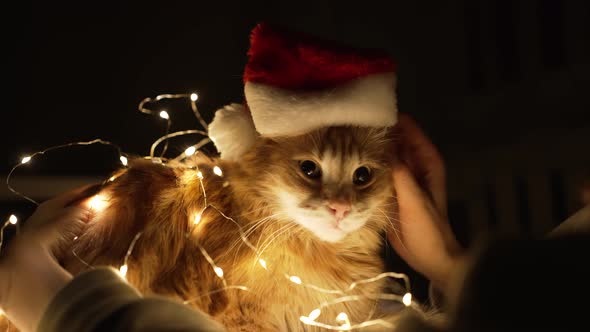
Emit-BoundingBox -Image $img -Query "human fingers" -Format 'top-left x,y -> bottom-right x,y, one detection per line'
51,207 -> 92,260
26,206 -> 91,244
390,163 -> 459,289
396,113 -> 447,218
38,183 -> 102,212
388,163 -> 442,259
27,184 -> 100,230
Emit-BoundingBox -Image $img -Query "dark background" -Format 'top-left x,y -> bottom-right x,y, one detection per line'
3,0 -> 590,302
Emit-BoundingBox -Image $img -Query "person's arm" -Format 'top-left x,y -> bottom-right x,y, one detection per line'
388,113 -> 466,303
0,185 -> 224,332
0,185 -> 98,332
39,266 -> 224,332
388,114 -> 590,331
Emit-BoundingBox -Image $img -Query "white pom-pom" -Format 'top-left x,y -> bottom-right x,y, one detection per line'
208,103 -> 257,161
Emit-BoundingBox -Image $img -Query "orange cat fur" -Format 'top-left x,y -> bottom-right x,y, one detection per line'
60,126 -> 405,331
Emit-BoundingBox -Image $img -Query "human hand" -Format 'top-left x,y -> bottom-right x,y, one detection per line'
0,184 -> 100,332
388,113 -> 464,295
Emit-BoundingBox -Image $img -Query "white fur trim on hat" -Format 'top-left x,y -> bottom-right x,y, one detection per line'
244,72 -> 398,137
208,103 -> 257,161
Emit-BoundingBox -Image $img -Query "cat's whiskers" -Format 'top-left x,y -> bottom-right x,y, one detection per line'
258,223 -> 298,257
226,213 -> 280,254
258,222 -> 293,254
376,207 -> 402,231
243,213 -> 281,238
228,213 -> 284,269
376,208 -> 408,253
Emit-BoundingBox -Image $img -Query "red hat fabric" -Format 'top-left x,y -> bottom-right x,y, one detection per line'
244,23 -> 396,89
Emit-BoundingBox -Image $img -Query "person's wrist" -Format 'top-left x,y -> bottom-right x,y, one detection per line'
429,252 -> 468,300
436,253 -> 469,304
0,244 -> 72,332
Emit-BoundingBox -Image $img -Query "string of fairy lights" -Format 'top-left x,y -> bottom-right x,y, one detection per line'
3,92 -> 418,330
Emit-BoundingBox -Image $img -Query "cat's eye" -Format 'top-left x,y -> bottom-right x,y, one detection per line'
299,160 -> 321,179
353,166 -> 372,186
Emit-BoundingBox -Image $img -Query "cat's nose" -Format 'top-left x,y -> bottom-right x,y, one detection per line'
327,201 -> 351,220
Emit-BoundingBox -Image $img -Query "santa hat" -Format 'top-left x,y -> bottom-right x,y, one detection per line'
209,23 -> 398,161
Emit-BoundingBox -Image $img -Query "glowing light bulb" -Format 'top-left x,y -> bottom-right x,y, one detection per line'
299,316 -> 312,324
120,156 -> 128,166
88,194 -> 109,212
159,110 -> 169,120
213,166 -> 223,176
196,171 -> 204,179
73,236 -> 78,241
308,309 -> 321,320
214,266 -> 224,278
258,258 -> 267,270
21,156 -> 31,164
402,292 -> 412,306
194,212 -> 202,225
185,146 -> 196,156
108,176 -> 116,182
336,312 -> 351,329
190,93 -> 198,102
119,264 -> 128,277
289,276 -> 302,284
8,214 -> 18,225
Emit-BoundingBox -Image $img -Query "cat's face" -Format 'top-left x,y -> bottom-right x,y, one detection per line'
252,126 -> 396,243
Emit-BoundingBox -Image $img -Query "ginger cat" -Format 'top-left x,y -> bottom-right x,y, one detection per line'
2,126 -> 411,331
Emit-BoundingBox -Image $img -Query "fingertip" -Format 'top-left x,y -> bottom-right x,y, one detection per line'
391,162 -> 412,182
63,183 -> 104,207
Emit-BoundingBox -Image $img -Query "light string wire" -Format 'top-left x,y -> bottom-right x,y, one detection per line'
0,215 -> 19,254
6,139 -> 123,205
3,92 -> 416,331
139,92 -> 206,158
173,173 -> 413,331
175,140 -> 415,329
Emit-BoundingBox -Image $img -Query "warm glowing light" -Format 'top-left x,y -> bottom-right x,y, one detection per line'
402,292 -> 412,306
2,91 -> 416,332
88,194 -> 109,212
185,146 -> 196,156
308,309 -> 321,320
119,264 -> 128,277
299,316 -> 312,324
194,212 -> 202,225
336,312 -> 351,329
213,166 -> 223,176
336,312 -> 348,322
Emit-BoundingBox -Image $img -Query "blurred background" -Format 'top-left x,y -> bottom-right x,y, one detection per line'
3,0 -> 589,302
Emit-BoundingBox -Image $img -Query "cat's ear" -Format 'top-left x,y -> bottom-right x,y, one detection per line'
209,103 -> 258,161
